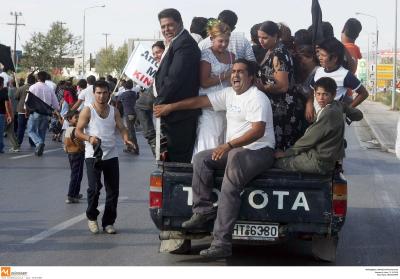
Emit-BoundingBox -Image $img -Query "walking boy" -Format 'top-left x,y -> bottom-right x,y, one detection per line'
64,110 -> 85,204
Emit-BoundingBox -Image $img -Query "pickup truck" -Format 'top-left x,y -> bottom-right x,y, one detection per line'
149,161 -> 347,262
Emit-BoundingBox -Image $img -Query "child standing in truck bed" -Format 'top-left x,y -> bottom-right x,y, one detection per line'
274,77 -> 363,175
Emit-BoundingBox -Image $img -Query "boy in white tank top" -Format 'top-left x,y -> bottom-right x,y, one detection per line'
76,80 -> 135,234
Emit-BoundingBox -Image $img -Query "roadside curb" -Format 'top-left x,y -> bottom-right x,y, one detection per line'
359,106 -> 396,154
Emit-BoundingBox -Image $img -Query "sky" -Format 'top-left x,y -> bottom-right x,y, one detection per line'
0,0 -> 398,57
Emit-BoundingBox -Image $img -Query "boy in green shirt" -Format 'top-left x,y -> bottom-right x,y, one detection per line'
274,77 -> 363,175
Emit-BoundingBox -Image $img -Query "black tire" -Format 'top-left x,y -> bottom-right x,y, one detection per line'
170,239 -> 192,255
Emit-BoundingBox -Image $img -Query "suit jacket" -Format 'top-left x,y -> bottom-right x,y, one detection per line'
155,29 -> 201,123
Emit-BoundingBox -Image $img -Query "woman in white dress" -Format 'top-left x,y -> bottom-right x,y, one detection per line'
193,20 -> 235,157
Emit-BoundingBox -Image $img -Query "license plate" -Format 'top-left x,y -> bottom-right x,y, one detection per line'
232,223 -> 279,240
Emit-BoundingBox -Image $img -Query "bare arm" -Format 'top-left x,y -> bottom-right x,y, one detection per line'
351,85 -> 369,108
75,106 -> 98,145
212,121 -> 266,160
154,95 -> 211,118
5,100 -> 13,124
256,56 -> 289,94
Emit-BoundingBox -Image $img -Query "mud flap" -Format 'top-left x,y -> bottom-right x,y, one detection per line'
311,235 -> 338,262
159,239 -> 191,254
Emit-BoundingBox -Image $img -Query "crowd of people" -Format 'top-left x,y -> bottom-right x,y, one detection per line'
0,6 -> 371,258
152,8 -> 368,258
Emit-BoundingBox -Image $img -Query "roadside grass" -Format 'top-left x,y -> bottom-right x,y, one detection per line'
371,91 -> 400,110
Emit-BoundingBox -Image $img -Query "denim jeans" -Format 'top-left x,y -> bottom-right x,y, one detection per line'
68,152 -> 85,198
0,114 -> 5,152
136,108 -> 156,154
124,114 -> 138,152
27,112 -> 49,146
17,113 -> 33,145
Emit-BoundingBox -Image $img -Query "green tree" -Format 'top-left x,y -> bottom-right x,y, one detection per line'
95,42 -> 128,76
21,22 -> 81,71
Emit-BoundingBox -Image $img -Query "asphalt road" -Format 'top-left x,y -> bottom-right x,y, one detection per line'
0,122 -> 399,266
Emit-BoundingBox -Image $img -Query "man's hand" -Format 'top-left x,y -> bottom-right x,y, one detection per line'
212,143 -> 232,161
6,115 -> 12,124
154,104 -> 172,118
89,136 -> 99,145
274,151 -> 285,159
124,139 -> 136,150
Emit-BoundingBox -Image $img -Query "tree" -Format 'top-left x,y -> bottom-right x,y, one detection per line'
21,22 -> 81,71
95,42 -> 128,76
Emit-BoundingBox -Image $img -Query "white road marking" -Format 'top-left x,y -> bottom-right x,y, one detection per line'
10,148 -> 63,160
22,197 -> 128,244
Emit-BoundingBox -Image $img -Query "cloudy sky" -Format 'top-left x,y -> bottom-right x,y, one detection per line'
0,0 -> 397,56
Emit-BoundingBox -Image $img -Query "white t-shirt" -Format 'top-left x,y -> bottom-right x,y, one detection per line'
78,85 -> 95,107
0,72 -> 10,87
207,86 -> 275,150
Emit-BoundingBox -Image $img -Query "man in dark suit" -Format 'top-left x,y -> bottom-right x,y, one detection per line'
155,8 -> 201,163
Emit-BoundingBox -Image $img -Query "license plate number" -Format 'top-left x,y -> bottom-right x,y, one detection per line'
232,223 -> 279,240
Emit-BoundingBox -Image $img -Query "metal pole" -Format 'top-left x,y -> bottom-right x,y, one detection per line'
393,0 -> 398,110
367,35 -> 370,88
375,29 -> 379,98
82,11 -> 86,77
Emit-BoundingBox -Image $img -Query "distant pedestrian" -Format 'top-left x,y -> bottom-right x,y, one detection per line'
76,80 -> 134,234
117,79 -> 139,154
15,74 -> 36,146
0,76 -> 12,153
71,75 -> 96,111
396,116 -> 400,160
6,79 -> 20,152
28,71 -> 60,156
63,110 -> 85,204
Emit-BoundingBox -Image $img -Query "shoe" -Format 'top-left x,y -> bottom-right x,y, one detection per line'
77,194 -> 83,199
103,225 -> 116,234
65,197 -> 79,204
181,211 -> 217,229
199,245 -> 232,258
0,149 -> 4,154
9,147 -> 20,153
88,220 -> 99,234
37,143 -> 45,156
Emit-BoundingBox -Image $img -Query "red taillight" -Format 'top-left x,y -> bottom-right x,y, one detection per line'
333,183 -> 347,217
150,174 -> 163,208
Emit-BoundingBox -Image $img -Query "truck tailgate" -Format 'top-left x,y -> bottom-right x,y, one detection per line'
161,163 -> 332,224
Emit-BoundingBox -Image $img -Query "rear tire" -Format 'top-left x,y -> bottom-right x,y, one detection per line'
159,239 -> 192,254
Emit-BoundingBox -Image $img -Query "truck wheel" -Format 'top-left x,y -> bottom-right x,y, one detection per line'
159,239 -> 191,254
311,235 -> 338,262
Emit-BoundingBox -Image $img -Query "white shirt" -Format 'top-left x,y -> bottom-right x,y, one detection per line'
45,80 -> 57,93
0,72 -> 10,87
396,116 -> 400,160
78,85 -> 95,107
198,32 -> 256,62
207,86 -> 275,150
28,82 -> 60,110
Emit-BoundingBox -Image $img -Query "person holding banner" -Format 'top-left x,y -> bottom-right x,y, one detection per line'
193,20 -> 234,156
155,8 -> 201,163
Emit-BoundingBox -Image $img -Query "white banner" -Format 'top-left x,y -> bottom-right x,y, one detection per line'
123,42 -> 159,89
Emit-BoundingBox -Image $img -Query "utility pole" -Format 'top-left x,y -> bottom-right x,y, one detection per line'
56,21 -> 67,28
7,11 -> 25,71
102,33 -> 111,50
393,0 -> 398,110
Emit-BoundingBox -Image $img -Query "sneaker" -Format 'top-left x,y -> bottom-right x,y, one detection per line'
103,225 -> 116,234
181,211 -> 217,229
88,220 -> 99,234
65,197 -> 79,204
9,147 -> 20,153
199,245 -> 232,258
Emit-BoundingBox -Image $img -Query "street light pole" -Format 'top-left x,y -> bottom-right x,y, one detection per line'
356,12 -> 379,98
393,0 -> 398,110
82,5 -> 105,77
102,33 -> 111,50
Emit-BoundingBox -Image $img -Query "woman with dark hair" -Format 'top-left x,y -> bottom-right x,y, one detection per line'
256,20 -> 305,150
250,23 -> 266,64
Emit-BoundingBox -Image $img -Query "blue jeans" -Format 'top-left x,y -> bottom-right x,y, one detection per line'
27,112 -> 49,146
0,114 -> 5,152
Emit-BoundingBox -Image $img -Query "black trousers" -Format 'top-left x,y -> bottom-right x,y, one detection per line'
67,152 -> 84,198
163,117 -> 198,163
85,157 -> 119,228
